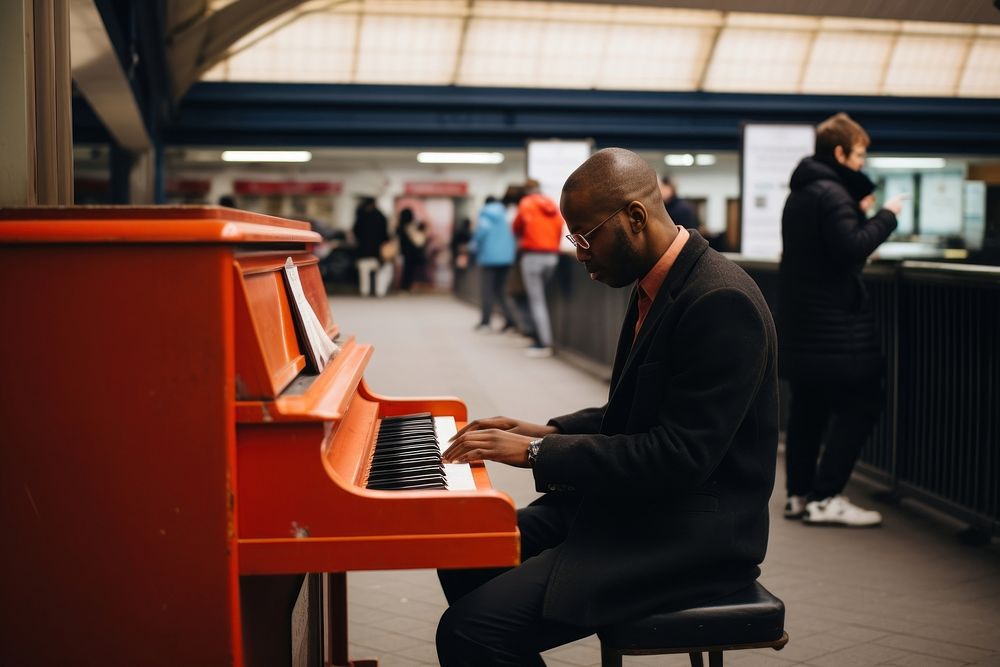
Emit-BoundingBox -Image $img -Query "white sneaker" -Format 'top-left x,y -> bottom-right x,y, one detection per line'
783,495 -> 807,519
524,345 -> 553,358
803,495 -> 882,527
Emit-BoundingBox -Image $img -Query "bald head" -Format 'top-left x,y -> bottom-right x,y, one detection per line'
562,148 -> 664,216
560,148 -> 679,288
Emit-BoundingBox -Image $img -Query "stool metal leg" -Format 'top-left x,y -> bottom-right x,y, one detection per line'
708,650 -> 724,667
600,643 -> 623,667
689,651 -> 705,667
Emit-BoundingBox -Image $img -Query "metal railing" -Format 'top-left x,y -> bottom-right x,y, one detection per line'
455,256 -> 1000,536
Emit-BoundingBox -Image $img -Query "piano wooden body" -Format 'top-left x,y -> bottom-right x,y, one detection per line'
0,206 -> 519,666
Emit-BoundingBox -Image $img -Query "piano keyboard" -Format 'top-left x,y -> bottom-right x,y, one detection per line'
366,413 -> 476,491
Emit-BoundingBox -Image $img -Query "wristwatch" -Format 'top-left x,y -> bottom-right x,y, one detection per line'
527,437 -> 543,467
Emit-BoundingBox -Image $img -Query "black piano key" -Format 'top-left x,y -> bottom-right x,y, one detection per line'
368,476 -> 446,490
372,442 -> 440,456
370,457 -> 442,472
369,481 -> 446,491
379,412 -> 433,422
368,464 -> 443,480
371,447 -> 440,463
366,412 -> 445,492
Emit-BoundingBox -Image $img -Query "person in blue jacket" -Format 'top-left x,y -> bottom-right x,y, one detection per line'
473,196 -> 518,332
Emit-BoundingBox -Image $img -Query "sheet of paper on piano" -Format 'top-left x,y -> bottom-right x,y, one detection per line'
435,416 -> 477,491
283,257 -> 339,371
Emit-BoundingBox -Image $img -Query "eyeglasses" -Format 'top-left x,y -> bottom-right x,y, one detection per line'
565,204 -> 626,250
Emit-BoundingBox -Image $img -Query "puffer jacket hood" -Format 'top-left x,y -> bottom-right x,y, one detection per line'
790,155 -> 875,201
789,156 -> 839,191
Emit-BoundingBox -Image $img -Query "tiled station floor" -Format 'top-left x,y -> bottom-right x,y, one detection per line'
329,293 -> 1000,667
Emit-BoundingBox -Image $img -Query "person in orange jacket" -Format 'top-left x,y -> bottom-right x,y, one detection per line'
513,179 -> 565,357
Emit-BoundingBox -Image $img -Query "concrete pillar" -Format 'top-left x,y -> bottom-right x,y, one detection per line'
0,0 -> 74,206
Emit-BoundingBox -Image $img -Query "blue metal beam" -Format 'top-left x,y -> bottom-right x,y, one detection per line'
85,0 -> 171,202
161,83 -> 1000,155
66,81 -> 1000,155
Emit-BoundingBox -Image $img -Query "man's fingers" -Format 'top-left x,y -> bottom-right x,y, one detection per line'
457,449 -> 484,463
451,419 -> 493,440
443,432 -> 477,460
443,430 -> 497,461
450,417 -> 511,441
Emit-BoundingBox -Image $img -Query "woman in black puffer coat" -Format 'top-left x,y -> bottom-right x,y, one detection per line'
778,112 -> 905,527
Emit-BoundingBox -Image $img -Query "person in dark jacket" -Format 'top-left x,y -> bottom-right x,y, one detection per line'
397,208 -> 428,292
659,174 -> 697,230
352,197 -> 393,297
779,112 -> 905,527
435,148 -> 779,667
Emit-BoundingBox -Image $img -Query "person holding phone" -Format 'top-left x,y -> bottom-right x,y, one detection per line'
779,112 -> 905,527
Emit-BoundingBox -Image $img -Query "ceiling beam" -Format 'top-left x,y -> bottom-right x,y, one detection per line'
165,0 -> 307,101
70,0 -> 150,152
560,0 -> 1000,25
149,82 -> 1000,156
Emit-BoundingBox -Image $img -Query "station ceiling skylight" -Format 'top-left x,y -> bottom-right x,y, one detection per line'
200,0 -> 1000,98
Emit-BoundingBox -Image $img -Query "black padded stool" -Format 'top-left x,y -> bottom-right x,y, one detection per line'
597,582 -> 788,667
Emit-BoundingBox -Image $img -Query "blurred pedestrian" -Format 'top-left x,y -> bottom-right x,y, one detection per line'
659,175 -> 697,230
473,196 -> 517,332
398,208 -> 428,292
513,180 -> 564,357
352,197 -> 393,297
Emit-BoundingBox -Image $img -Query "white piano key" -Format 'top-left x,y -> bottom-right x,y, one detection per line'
434,416 -> 477,491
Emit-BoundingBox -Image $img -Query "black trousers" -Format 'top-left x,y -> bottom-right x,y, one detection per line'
479,265 -> 516,327
784,376 -> 884,501
436,494 -> 592,666
401,254 -> 425,291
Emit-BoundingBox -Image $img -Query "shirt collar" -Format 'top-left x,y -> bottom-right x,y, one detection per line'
638,226 -> 689,303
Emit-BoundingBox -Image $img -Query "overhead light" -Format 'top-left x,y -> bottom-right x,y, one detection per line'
221,150 -> 312,163
417,152 -> 505,164
867,157 -> 946,169
695,153 -> 717,166
664,153 -> 695,166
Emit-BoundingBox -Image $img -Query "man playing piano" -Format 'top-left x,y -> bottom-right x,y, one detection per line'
438,147 -> 780,666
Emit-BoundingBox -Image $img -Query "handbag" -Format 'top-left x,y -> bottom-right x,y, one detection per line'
380,238 -> 399,262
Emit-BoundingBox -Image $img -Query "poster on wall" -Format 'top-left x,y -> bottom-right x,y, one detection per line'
882,173 -> 916,235
963,181 -> 987,251
740,123 -> 815,258
527,139 -> 593,253
527,139 -> 593,202
919,173 -> 964,236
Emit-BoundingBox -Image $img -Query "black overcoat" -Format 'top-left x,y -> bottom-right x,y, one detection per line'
778,157 -> 897,382
532,231 -> 779,627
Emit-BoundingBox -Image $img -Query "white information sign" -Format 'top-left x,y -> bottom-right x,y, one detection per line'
740,124 -> 815,258
527,139 -> 593,203
919,173 -> 964,236
963,181 -> 986,251
527,139 -> 593,253
883,174 -> 915,235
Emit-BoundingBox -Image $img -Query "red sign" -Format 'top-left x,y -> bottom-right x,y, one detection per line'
166,179 -> 211,195
233,180 -> 342,196
404,181 -> 468,197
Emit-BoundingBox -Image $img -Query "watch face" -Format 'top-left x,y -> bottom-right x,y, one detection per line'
528,439 -> 541,465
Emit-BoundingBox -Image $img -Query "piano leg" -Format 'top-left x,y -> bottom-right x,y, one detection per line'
241,573 -> 321,667
325,572 -> 378,667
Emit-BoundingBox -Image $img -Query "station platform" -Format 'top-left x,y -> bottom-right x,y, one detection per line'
331,293 -> 1000,667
